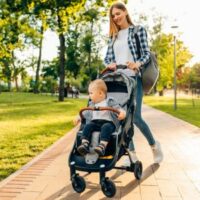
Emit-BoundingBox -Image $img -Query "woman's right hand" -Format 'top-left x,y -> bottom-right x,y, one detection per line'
107,63 -> 117,71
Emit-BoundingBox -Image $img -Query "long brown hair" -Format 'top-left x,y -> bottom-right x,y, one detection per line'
109,2 -> 133,37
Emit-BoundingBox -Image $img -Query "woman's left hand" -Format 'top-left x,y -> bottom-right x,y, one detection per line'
126,61 -> 141,72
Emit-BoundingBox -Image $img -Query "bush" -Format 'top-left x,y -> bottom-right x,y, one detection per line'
40,76 -> 58,94
0,84 -> 9,92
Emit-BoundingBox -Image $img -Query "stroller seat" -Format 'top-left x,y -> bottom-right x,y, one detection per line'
84,129 -> 121,165
73,126 -> 121,172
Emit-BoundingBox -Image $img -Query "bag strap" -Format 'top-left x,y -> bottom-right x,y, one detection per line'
134,32 -> 141,59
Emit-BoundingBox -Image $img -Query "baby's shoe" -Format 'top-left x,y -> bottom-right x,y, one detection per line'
94,143 -> 106,156
151,141 -> 163,164
77,141 -> 89,156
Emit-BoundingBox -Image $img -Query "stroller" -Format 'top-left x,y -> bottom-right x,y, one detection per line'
68,70 -> 143,198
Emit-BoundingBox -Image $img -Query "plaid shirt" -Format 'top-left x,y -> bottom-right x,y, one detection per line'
104,25 -> 150,67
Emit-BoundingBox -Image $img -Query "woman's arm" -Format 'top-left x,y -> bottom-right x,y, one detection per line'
104,38 -> 117,70
104,45 -> 111,66
104,37 -> 116,66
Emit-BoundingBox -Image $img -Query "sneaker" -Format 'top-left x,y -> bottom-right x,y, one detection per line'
122,151 -> 138,166
151,141 -> 163,164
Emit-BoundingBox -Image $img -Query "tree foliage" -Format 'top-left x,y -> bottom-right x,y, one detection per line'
1,0 -> 196,96
150,17 -> 192,92
0,0 -> 41,91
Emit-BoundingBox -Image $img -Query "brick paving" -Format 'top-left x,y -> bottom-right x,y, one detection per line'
0,105 -> 200,200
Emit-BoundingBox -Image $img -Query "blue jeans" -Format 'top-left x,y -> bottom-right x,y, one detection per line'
81,120 -> 116,142
129,76 -> 156,151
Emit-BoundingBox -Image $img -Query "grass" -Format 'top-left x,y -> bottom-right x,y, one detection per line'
144,95 -> 200,127
0,92 -> 87,181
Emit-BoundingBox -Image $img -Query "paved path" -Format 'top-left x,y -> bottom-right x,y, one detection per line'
0,105 -> 200,200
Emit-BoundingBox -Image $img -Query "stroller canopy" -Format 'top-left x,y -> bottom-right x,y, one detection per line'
101,71 -> 136,107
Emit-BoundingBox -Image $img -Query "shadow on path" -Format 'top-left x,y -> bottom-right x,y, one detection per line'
44,164 -> 160,200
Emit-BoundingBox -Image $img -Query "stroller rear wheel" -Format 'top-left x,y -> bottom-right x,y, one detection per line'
72,175 -> 86,193
134,161 -> 143,180
101,178 -> 116,198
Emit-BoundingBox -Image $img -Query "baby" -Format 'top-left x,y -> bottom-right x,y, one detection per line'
75,79 -> 126,156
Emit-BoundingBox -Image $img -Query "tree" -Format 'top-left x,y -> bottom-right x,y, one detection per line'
0,58 -> 12,90
64,0 -> 116,87
149,15 -> 192,94
27,0 -> 87,101
191,63 -> 200,88
65,25 -> 81,79
0,0 -> 40,91
42,59 -> 59,80
33,23 -> 45,93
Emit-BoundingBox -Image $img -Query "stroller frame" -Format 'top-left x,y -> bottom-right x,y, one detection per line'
68,71 -> 143,198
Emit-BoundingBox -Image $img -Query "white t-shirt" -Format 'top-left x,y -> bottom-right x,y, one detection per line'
113,28 -> 136,76
92,99 -> 112,121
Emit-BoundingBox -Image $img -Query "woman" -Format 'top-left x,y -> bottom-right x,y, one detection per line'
104,2 -> 163,164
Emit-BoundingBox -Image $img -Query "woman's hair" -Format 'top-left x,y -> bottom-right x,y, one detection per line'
89,79 -> 107,94
109,1 -> 133,37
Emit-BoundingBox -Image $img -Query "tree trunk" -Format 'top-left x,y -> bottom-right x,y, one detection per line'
34,26 -> 44,94
58,33 -> 66,102
3,60 -> 12,91
12,51 -> 19,92
14,76 -> 19,91
8,81 -> 11,91
57,11 -> 66,102
88,20 -> 94,80
159,90 -> 164,96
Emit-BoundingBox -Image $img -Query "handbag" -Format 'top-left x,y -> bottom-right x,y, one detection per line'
134,30 -> 159,94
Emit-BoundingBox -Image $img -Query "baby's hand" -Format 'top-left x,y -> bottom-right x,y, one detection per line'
117,110 -> 126,120
73,116 -> 81,125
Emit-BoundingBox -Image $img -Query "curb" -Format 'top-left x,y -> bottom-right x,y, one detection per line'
0,125 -> 79,188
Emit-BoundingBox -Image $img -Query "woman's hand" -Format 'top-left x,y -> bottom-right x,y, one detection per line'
126,61 -> 141,72
107,63 -> 117,71
117,110 -> 126,120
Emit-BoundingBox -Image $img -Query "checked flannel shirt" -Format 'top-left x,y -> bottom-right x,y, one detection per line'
104,25 -> 150,68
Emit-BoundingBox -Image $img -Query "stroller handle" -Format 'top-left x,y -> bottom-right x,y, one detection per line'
79,106 -> 120,119
100,65 -> 127,75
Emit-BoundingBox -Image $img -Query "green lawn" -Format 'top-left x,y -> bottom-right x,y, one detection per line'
0,92 -> 87,181
144,96 -> 200,127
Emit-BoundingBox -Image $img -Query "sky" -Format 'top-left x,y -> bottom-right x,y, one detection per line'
39,0 -> 200,65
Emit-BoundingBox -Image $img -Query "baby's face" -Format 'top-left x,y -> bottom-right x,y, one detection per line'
88,85 -> 105,104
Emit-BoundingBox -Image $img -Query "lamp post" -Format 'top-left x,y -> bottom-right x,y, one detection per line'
171,25 -> 178,110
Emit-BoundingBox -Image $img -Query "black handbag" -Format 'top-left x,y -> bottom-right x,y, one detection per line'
134,32 -> 159,94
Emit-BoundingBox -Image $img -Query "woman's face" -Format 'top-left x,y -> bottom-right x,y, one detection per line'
111,7 -> 127,28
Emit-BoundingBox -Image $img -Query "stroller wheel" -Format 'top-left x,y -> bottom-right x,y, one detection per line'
72,175 -> 86,193
134,161 -> 143,180
101,178 -> 116,198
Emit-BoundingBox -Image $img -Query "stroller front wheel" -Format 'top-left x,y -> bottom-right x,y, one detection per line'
101,178 -> 116,198
72,175 -> 86,193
